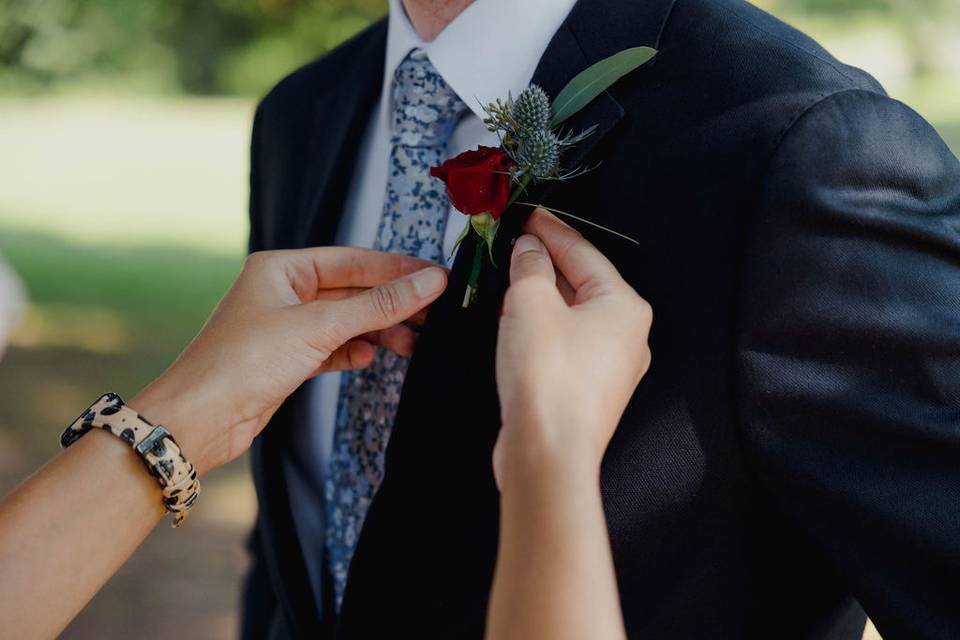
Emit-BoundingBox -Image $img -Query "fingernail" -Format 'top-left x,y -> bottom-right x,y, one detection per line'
514,235 -> 544,255
411,267 -> 447,297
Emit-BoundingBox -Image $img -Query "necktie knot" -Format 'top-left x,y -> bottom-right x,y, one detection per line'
391,49 -> 467,147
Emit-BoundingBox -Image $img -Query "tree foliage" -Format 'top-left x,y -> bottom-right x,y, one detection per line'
0,0 -> 386,96
1,0 -> 956,97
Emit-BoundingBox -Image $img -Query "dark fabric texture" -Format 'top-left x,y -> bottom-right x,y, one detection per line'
240,0 -> 960,638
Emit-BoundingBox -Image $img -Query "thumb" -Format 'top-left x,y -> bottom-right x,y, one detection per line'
503,234 -> 564,318
509,233 -> 556,285
319,266 -> 447,341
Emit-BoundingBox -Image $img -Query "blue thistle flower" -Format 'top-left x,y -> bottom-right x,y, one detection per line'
517,128 -> 560,178
511,85 -> 551,133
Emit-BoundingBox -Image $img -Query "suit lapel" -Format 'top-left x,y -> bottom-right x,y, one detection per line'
298,24 -> 387,248
514,0 -> 678,217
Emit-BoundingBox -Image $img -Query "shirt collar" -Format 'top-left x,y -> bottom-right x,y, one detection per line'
383,0 -> 578,122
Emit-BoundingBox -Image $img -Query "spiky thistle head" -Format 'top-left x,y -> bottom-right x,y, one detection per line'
516,128 -> 560,179
510,85 -> 551,133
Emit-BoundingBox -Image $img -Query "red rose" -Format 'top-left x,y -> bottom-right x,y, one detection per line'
430,146 -> 514,219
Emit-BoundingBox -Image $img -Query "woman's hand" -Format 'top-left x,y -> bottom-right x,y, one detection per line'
487,210 -> 651,640
133,247 -> 447,475
494,209 -> 653,485
0,246 -> 446,639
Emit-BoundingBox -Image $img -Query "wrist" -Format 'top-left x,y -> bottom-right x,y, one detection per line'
60,392 -> 204,527
497,431 -> 602,520
497,411 -> 602,491
130,376 -> 223,477
81,427 -> 167,519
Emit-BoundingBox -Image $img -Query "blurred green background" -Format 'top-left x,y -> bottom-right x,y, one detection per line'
0,1 -> 956,638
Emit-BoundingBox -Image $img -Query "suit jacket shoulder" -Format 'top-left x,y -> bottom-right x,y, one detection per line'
667,0 -> 884,96
249,18 -> 387,252
638,0 -> 889,175
257,17 -> 387,123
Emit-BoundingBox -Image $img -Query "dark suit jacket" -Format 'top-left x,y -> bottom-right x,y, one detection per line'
242,0 -> 960,638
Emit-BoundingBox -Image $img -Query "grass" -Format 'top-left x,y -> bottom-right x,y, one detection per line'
0,97 -> 254,253
0,228 -> 241,341
0,228 -> 243,453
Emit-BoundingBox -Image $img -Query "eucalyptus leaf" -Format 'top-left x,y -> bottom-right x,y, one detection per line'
550,46 -> 657,128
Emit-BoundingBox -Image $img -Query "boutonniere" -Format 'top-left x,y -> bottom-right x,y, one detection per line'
430,46 -> 657,308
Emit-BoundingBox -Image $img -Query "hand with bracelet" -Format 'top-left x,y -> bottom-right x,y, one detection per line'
0,247 -> 448,639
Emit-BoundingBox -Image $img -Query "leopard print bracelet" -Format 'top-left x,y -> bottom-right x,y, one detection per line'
60,393 -> 200,527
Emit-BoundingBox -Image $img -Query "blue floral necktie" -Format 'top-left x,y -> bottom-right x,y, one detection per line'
324,49 -> 467,609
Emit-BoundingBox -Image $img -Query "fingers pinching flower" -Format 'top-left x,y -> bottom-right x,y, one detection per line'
493,210 -> 653,489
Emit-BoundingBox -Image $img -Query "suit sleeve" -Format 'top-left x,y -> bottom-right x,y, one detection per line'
737,89 -> 960,639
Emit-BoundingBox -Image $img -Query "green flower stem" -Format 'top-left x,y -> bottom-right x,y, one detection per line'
506,172 -> 532,209
461,172 -> 532,308
463,235 -> 485,308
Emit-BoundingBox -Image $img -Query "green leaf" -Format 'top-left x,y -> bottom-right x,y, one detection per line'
549,46 -> 657,128
449,218 -> 472,259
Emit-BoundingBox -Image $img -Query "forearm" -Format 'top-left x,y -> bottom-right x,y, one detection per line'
486,450 -> 626,640
0,429 -> 164,638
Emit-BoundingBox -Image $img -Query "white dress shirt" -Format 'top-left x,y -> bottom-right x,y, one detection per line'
284,0 -> 578,607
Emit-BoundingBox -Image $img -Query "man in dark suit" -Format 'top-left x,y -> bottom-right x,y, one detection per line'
242,0 -> 960,638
